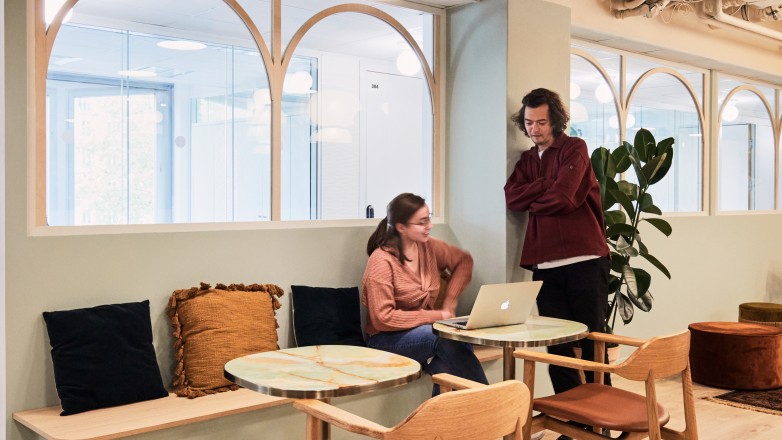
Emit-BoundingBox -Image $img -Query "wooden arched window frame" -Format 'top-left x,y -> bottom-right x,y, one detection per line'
716,84 -> 780,211
34,0 -> 441,226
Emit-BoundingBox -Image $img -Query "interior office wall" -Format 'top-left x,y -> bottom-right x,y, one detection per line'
505,0 -> 571,284
543,1 -> 782,340
447,0 -> 571,397
551,0 -> 782,80
1,2 -> 462,439
620,215 -> 782,340
1,0 -> 6,437
446,0 -> 510,313
5,0 -> 782,438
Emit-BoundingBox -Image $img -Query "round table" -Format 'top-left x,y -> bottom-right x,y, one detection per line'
434,316 -> 588,440
433,315 -> 589,380
225,345 -> 421,399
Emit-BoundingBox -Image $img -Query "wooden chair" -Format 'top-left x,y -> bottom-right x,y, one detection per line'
513,330 -> 698,440
293,373 -> 530,440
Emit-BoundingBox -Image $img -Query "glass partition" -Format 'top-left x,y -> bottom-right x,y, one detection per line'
628,73 -> 702,212
718,86 -> 775,211
569,54 -> 619,156
285,12 -> 433,220
46,0 -> 270,225
41,0 -> 437,225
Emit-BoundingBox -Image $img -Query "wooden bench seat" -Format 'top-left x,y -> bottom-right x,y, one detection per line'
14,347 -> 502,440
13,389 -> 290,440
473,345 -> 503,362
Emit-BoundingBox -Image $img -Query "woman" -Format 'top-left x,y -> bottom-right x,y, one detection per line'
362,193 -> 488,395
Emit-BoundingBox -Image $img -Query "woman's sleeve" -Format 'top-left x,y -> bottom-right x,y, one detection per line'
363,255 -> 442,332
430,238 -> 473,313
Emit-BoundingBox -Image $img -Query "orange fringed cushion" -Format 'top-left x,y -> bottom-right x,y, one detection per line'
167,282 -> 284,398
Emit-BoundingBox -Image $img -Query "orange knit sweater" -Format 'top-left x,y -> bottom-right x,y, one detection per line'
361,237 -> 473,337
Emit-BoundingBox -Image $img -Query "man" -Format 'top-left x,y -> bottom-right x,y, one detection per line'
504,88 -> 611,399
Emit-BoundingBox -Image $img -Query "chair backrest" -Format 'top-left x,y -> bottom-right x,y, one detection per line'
615,330 -> 691,381
385,380 -> 529,440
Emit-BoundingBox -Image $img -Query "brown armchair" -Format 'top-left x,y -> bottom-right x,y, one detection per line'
293,373 -> 530,440
513,330 -> 698,440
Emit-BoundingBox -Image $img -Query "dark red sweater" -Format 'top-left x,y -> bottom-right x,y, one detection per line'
504,133 -> 609,269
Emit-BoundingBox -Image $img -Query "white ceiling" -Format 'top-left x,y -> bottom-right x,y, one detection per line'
50,0 -> 444,90
400,0 -> 479,7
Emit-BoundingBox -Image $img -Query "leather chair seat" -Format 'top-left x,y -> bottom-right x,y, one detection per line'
533,383 -> 670,432
688,321 -> 782,390
739,302 -> 782,328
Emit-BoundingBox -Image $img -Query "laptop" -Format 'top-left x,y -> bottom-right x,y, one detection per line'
437,281 -> 542,330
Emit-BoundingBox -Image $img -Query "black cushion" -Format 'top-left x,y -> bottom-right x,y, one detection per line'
291,285 -> 365,347
42,300 -> 168,415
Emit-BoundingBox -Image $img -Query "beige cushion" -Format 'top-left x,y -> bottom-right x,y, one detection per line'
167,283 -> 284,398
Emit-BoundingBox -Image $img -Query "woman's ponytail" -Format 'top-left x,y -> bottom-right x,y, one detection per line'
366,217 -> 389,256
365,193 -> 426,264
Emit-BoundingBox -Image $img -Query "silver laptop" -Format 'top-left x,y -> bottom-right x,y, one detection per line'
437,281 -> 542,330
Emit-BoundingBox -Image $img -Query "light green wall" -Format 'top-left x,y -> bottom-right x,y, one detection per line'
5,0 -> 782,439
505,0 -> 571,284
447,0 -> 510,311
3,1 -> 499,438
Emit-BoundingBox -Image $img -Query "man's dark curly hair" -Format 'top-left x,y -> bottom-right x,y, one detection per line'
510,88 -> 570,137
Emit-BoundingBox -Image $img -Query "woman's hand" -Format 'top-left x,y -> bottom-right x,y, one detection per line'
440,310 -> 454,320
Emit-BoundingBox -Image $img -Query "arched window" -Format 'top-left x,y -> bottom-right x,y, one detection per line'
627,70 -> 703,213
570,51 -> 620,157
717,78 -> 777,212
571,43 -> 705,213
37,0 -> 438,227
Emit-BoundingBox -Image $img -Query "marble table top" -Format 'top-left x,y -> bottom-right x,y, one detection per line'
433,315 -> 588,348
225,345 -> 421,399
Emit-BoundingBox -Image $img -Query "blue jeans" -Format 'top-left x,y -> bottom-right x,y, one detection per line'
367,324 -> 489,395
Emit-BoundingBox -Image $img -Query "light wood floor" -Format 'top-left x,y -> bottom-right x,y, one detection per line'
539,376 -> 782,439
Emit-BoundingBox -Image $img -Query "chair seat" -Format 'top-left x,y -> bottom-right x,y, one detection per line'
533,383 -> 670,432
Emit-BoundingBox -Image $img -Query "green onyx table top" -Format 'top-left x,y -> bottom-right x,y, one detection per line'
433,315 -> 588,348
225,345 -> 421,399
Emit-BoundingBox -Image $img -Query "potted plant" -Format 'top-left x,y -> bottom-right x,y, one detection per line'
590,128 -> 674,335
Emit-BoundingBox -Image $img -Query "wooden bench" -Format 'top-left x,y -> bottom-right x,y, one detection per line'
14,347 -> 501,440
13,389 -> 290,440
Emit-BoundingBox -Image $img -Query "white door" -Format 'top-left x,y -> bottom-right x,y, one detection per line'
361,70 -> 428,219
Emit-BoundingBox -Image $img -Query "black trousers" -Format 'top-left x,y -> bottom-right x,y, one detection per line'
533,257 -> 612,394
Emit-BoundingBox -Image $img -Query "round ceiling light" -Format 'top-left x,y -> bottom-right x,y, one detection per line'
396,49 -> 421,76
157,40 -> 207,51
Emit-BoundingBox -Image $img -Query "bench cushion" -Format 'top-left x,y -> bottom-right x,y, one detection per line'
291,285 -> 365,347
168,283 -> 284,398
42,300 -> 168,415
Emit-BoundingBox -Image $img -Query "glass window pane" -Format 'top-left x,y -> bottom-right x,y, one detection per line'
718,89 -> 775,211
570,54 -> 619,156
237,0 -> 271,50
572,44 -> 620,94
281,1 -> 434,70
283,10 -> 434,221
46,0 -> 271,225
627,73 -> 702,213
627,57 -> 703,109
